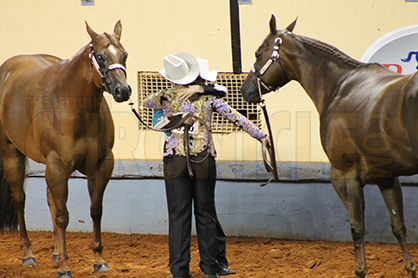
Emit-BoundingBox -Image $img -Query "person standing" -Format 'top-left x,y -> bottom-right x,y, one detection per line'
144,52 -> 266,278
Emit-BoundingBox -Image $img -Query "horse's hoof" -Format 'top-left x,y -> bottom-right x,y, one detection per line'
22,257 -> 37,267
57,270 -> 72,278
94,263 -> 110,273
52,254 -> 59,265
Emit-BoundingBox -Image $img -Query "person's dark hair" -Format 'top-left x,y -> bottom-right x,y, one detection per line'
190,76 -> 206,86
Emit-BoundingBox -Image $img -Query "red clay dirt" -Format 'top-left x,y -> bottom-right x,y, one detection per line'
0,231 -> 416,278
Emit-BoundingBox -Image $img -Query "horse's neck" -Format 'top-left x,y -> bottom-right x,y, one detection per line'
299,65 -> 348,115
292,38 -> 360,115
61,45 -> 103,102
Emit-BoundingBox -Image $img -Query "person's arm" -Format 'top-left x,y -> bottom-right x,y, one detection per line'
212,97 -> 266,141
202,83 -> 228,98
178,84 -> 228,101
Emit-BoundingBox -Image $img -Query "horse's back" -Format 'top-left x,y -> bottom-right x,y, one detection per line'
0,54 -> 61,75
0,54 -> 62,95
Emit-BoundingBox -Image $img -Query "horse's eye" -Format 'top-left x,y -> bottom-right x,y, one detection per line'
122,53 -> 128,63
97,54 -> 106,62
255,51 -> 262,59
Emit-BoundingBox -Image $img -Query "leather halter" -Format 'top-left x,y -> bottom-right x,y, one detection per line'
251,34 -> 289,99
249,34 -> 288,184
89,44 -> 127,92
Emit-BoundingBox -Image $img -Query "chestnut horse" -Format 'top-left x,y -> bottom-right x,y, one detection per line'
0,21 -> 131,278
241,15 -> 418,278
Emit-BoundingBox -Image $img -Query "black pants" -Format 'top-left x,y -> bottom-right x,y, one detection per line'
164,154 -> 223,277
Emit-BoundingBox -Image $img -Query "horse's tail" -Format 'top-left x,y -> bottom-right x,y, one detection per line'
0,155 -> 18,231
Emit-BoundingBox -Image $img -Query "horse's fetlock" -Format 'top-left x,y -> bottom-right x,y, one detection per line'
406,261 -> 417,272
92,243 -> 103,254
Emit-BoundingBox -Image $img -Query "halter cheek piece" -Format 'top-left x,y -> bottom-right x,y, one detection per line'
89,44 -> 127,92
249,35 -> 286,184
251,35 -> 289,100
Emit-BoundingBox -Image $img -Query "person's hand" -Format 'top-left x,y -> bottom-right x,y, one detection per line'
183,114 -> 197,125
178,85 -> 204,101
265,135 -> 271,146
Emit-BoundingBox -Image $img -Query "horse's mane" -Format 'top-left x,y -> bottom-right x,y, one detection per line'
291,33 -> 369,68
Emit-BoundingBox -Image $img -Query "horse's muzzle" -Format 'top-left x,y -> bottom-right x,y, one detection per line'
113,83 -> 132,103
240,74 -> 262,104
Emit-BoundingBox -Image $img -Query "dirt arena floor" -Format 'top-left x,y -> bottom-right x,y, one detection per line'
0,231 -> 417,278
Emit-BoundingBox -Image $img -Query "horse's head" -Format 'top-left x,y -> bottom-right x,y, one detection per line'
86,21 -> 132,103
241,15 -> 297,103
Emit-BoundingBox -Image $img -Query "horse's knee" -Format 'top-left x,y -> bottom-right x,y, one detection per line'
350,223 -> 364,242
55,214 -> 69,228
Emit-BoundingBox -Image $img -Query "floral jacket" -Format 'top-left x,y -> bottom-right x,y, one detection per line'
144,85 -> 266,157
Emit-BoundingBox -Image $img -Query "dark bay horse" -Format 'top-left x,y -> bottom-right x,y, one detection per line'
241,15 -> 418,278
0,21 -> 131,278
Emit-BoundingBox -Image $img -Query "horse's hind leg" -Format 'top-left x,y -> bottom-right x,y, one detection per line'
331,166 -> 367,278
1,148 -> 36,266
376,177 -> 417,278
46,187 -> 60,266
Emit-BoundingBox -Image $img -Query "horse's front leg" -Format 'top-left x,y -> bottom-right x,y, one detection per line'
87,152 -> 114,273
376,177 -> 417,278
331,166 -> 367,278
45,157 -> 72,278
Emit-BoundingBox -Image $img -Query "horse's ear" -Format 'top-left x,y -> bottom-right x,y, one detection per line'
286,17 -> 298,33
85,21 -> 99,42
114,20 -> 122,40
269,14 -> 277,35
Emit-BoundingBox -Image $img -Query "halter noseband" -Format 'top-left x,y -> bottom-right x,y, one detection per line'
89,44 -> 127,92
251,34 -> 289,101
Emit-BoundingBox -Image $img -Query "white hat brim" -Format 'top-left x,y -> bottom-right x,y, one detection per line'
159,52 -> 200,85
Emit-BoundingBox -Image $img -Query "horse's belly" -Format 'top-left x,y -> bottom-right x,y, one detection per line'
328,144 -> 418,181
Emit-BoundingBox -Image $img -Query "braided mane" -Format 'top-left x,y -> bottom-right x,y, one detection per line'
291,33 -> 367,68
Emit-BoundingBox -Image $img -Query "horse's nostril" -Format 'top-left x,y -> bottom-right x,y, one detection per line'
121,84 -> 132,97
113,84 -> 131,102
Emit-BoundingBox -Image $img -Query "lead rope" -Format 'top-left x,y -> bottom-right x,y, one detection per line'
183,126 -> 194,178
259,101 -> 279,186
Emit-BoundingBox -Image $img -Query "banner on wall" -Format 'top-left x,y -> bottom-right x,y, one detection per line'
361,25 -> 418,75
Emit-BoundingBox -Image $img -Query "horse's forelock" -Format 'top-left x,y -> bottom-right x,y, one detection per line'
103,32 -> 125,52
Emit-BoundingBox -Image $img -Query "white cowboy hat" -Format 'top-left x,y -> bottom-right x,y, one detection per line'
159,52 -> 200,85
197,58 -> 218,82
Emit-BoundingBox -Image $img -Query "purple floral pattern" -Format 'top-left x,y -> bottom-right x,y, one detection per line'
144,85 -> 266,157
